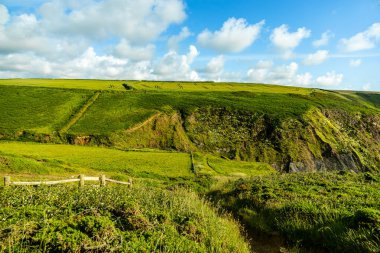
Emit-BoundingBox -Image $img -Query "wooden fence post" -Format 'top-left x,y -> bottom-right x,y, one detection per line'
4,176 -> 10,187
79,175 -> 85,187
100,175 -> 106,187
128,178 -> 133,188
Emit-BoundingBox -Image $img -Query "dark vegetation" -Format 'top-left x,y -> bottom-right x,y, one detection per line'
0,185 -> 250,252
209,172 -> 380,253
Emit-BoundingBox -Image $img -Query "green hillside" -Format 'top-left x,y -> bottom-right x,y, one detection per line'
0,79 -> 379,252
0,185 -> 250,252
0,79 -> 379,173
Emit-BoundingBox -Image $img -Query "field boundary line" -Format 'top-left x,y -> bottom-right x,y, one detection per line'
125,112 -> 161,133
3,175 -> 133,187
59,91 -> 101,134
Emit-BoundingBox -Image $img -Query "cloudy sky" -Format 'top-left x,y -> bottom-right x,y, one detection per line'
0,0 -> 379,91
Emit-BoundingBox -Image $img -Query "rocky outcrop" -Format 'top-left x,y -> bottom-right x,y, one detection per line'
184,107 -> 380,172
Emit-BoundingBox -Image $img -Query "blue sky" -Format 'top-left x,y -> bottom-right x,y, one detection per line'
0,0 -> 379,91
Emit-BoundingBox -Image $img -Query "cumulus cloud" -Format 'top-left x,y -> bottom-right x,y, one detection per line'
303,50 -> 329,65
153,45 -> 200,81
349,59 -> 362,67
341,23 -> 380,52
270,24 -> 311,58
316,71 -> 343,86
247,60 -> 343,87
168,27 -> 191,50
38,0 -> 186,43
295,72 -> 313,86
113,39 -> 155,62
313,31 -> 334,47
197,18 -> 264,53
0,0 -> 195,80
205,55 -> 225,74
0,4 -> 9,25
247,61 -> 312,86
199,55 -> 225,81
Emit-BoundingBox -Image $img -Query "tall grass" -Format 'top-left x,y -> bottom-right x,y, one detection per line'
209,172 -> 380,253
0,185 -> 250,252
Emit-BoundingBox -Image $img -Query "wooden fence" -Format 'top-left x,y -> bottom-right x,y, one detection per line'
3,175 -> 132,188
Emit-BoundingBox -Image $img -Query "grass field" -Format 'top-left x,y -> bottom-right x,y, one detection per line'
192,153 -> 275,177
211,172 -> 380,253
0,78 -> 315,94
127,80 -> 314,94
0,142 -> 193,180
0,185 -> 250,252
0,79 -> 127,91
0,79 -> 379,252
0,86 -> 92,136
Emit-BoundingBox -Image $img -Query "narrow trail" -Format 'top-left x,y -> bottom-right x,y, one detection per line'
124,112 -> 161,133
59,91 -> 101,134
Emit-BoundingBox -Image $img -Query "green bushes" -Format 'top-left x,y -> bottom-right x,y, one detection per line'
0,185 -> 250,252
209,172 -> 380,253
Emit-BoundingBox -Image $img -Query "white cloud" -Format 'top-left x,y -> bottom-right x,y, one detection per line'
168,27 -> 191,50
313,31 -> 334,47
349,59 -> 362,67
197,18 -> 264,53
0,4 -> 9,25
205,55 -> 225,74
362,83 -> 372,91
316,71 -> 343,86
341,23 -> 380,52
153,45 -> 200,81
295,73 -> 313,86
38,0 -> 186,43
113,39 -> 155,62
247,61 -> 305,85
270,24 -> 311,58
303,50 -> 329,65
0,0 -> 193,80
200,55 -> 225,81
247,61 -> 344,87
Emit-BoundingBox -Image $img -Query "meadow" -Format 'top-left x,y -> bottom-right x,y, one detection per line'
210,172 -> 380,253
0,79 -> 379,252
0,142 -> 193,180
0,79 -> 127,91
0,185 -> 251,252
0,86 -> 92,137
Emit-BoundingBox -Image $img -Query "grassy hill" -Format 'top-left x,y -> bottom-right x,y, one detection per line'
0,185 -> 250,252
210,171 -> 380,253
0,79 -> 379,252
0,79 -> 379,173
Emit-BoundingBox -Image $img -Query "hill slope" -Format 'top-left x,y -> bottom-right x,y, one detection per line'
0,80 -> 379,173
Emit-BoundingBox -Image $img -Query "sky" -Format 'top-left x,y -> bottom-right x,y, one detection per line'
0,0 -> 379,91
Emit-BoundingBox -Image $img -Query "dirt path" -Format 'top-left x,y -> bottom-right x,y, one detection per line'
248,231 -> 287,253
59,91 -> 101,134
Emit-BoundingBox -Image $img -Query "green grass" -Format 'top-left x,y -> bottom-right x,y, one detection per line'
0,79 -> 127,91
127,80 -> 314,94
0,185 -> 250,252
0,86 -> 91,136
210,171 -> 380,253
69,92 -> 158,135
0,142 -> 193,180
192,153 -> 275,177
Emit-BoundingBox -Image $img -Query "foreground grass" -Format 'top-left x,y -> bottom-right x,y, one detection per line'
0,185 -> 250,252
210,172 -> 380,253
0,142 -> 192,180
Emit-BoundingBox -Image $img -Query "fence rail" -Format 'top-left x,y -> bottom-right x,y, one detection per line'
3,175 -> 132,188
